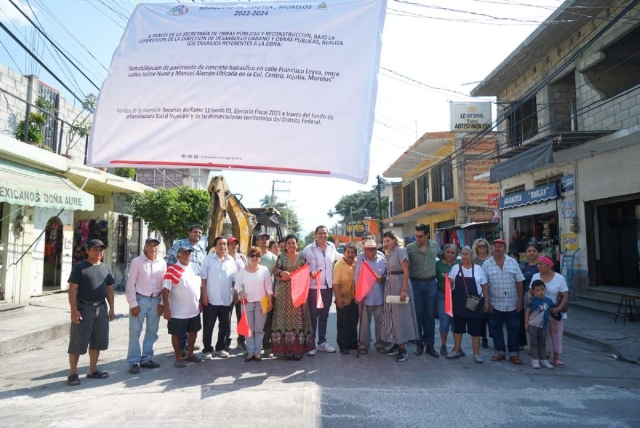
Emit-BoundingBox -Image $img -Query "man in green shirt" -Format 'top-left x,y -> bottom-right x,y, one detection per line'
405,223 -> 441,358
257,233 -> 277,357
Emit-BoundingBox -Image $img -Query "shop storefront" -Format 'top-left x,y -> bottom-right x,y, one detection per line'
0,158 -> 94,303
434,221 -> 500,248
500,183 -> 561,266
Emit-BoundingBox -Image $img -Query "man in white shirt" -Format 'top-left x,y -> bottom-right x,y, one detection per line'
126,237 -> 166,374
162,247 -> 203,368
200,236 -> 238,359
303,225 -> 338,355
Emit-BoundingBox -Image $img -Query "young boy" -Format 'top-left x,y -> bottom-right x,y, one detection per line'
525,280 -> 556,369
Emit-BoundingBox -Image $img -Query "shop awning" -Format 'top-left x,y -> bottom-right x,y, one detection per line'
0,159 -> 94,211
490,140 -> 553,183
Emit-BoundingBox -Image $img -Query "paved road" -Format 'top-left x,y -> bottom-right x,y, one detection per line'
1,311 -> 639,428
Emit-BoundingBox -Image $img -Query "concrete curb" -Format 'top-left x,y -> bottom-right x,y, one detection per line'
563,327 -> 640,364
0,321 -> 70,357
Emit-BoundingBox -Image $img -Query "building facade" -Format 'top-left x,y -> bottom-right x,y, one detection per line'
383,131 -> 500,246
471,0 -> 640,307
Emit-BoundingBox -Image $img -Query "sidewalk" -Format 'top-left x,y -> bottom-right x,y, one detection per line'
1,293 -> 639,363
0,293 -> 129,357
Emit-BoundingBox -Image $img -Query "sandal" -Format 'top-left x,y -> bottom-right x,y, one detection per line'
376,347 -> 386,354
67,374 -> 80,386
554,359 -> 566,368
491,354 -> 506,362
86,370 -> 109,379
359,348 -> 368,355
510,356 -> 523,365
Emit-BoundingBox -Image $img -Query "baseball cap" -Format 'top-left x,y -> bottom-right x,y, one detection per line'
177,246 -> 194,253
86,239 -> 106,249
227,236 -> 238,244
492,238 -> 507,246
258,233 -> 270,239
145,237 -> 160,245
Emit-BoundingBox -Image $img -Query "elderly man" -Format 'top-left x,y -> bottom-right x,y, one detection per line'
333,243 -> 358,354
482,238 -> 526,365
200,236 -> 238,359
405,223 -> 441,358
303,225 -> 338,355
257,233 -> 278,358
162,246 -> 203,368
126,237 -> 166,374
66,239 -> 115,386
355,239 -> 387,355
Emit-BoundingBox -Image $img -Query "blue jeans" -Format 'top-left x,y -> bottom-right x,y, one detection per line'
308,288 -> 333,345
488,308 -> 521,357
244,302 -> 267,357
437,292 -> 453,333
412,278 -> 437,345
127,295 -> 161,365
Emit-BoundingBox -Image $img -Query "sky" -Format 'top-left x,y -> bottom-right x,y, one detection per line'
0,0 -> 565,236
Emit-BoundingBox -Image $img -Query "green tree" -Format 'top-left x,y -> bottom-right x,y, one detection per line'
131,187 -> 210,252
332,184 -> 389,222
259,195 -> 302,237
304,230 -> 315,245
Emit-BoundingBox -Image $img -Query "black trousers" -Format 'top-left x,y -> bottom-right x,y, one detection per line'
202,304 -> 231,353
225,301 -> 244,348
336,301 -> 359,351
263,296 -> 275,350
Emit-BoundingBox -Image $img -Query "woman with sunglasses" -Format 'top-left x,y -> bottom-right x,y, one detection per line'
234,246 -> 273,362
472,238 -> 491,348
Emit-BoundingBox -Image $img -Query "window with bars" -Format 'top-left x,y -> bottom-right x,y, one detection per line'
534,173 -> 563,188
403,181 -> 416,212
503,184 -> 525,195
431,157 -> 454,202
417,172 -> 429,206
37,83 -> 59,151
507,97 -> 538,148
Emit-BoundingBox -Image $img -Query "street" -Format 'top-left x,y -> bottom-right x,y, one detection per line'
1,309 -> 639,428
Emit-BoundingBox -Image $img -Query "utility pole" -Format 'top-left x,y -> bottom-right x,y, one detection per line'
270,179 -> 290,206
377,175 -> 384,245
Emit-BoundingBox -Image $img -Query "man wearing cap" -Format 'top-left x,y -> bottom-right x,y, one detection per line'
482,238 -> 526,365
165,225 -> 206,354
66,239 -> 115,386
405,223 -> 441,358
162,246 -> 203,368
200,236 -> 237,359
125,237 -> 166,374
355,238 -> 387,354
257,233 -> 278,357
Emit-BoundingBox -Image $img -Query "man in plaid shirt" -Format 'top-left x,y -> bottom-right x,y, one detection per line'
482,238 -> 525,365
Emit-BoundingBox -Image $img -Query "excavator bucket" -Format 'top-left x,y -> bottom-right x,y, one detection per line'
206,176 -> 257,255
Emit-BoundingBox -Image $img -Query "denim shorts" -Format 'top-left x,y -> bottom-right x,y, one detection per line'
68,302 -> 109,355
437,292 -> 453,333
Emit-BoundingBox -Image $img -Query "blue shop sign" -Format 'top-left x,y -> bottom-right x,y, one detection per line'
499,184 -> 559,210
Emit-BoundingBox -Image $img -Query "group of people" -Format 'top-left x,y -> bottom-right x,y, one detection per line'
64,223 -> 569,386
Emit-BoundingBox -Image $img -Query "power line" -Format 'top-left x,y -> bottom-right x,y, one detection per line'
0,21 -> 89,108
9,0 -> 100,91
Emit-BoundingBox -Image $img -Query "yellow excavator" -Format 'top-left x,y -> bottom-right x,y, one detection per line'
206,175 -> 283,255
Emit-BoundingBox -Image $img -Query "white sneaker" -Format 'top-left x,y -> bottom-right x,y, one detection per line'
307,349 -> 316,356
540,360 -> 554,369
202,352 -> 213,361
216,350 -> 230,358
317,342 -> 337,353
531,359 -> 540,369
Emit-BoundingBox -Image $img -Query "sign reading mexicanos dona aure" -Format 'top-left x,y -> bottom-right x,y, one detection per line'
0,184 -> 91,210
450,102 -> 492,132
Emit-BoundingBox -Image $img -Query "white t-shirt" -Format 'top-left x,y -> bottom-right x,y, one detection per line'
234,266 -> 273,302
449,264 -> 488,296
530,272 -> 569,319
163,262 -> 201,319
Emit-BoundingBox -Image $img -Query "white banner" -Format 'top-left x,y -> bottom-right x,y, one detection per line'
88,1 -> 387,183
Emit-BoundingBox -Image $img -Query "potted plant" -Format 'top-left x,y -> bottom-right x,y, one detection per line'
13,112 -> 46,145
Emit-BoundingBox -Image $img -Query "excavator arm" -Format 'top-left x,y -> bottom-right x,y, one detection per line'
207,176 -> 257,256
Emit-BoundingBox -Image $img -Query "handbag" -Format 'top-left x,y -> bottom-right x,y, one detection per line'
557,292 -> 568,313
461,269 -> 481,311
